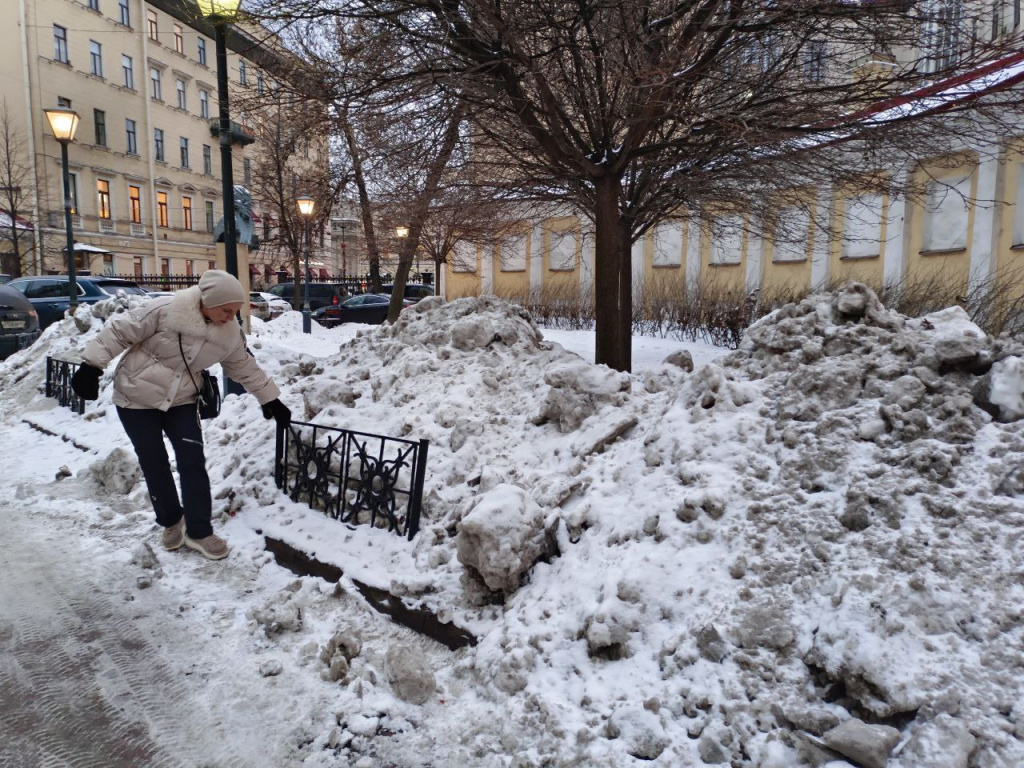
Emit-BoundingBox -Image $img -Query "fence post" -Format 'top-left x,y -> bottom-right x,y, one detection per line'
407,439 -> 430,540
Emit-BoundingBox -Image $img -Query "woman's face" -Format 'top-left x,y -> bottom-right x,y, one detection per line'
201,301 -> 243,325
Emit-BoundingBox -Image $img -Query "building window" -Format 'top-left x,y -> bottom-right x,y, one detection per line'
651,223 -> 683,267
174,25 -> 184,54
929,0 -> 963,71
500,236 -> 527,272
53,25 -> 69,64
239,61 -> 247,85
90,41 -> 103,77
157,191 -> 168,227
147,10 -> 158,41
154,128 -> 165,161
199,89 -> 209,118
923,175 -> 972,251
67,173 -> 79,214
257,70 -> 264,93
205,201 -> 215,231
711,214 -> 744,265
203,144 -> 212,174
804,39 -> 827,83
56,96 -> 71,109
198,38 -> 207,66
772,207 -> 811,262
176,79 -> 187,110
161,258 -> 169,276
87,0 -> 99,10
182,196 -> 193,230
94,109 -> 106,146
179,137 -> 190,168
129,185 -> 142,223
842,194 -> 885,259
122,55 -> 134,89
1014,162 -> 1024,246
97,180 -> 111,220
243,158 -> 251,186
150,67 -> 162,100
125,119 -> 138,155
118,0 -> 130,26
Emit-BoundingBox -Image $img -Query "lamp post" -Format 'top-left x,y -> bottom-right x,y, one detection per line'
198,0 -> 243,394
43,108 -> 80,311
395,225 -> 409,282
297,195 -> 315,334
197,0 -> 242,281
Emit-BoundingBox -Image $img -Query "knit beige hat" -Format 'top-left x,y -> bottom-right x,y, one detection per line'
198,269 -> 246,308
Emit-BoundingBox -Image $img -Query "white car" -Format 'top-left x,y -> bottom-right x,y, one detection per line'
257,291 -> 292,318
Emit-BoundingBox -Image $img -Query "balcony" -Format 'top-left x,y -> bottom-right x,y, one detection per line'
98,219 -> 116,233
130,223 -> 147,237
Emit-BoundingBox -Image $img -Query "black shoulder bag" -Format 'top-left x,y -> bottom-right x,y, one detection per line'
178,334 -> 221,420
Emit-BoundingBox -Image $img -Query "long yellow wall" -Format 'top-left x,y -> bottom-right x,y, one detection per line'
542,217 -> 581,301
996,140 -> 1024,311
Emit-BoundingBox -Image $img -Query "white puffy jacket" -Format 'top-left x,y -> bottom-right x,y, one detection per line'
81,286 -> 280,410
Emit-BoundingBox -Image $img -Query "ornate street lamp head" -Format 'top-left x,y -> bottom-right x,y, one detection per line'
44,108 -> 80,143
296,195 -> 316,217
196,0 -> 242,21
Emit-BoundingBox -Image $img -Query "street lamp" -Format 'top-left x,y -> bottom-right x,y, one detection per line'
297,195 -> 316,334
198,0 -> 243,394
44,107 -> 80,312
197,0 -> 243,281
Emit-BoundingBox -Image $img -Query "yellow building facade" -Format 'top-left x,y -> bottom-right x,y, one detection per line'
1,0 -> 278,278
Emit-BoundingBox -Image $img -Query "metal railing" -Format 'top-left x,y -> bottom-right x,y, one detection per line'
274,421 -> 428,540
45,357 -> 85,415
112,274 -> 201,290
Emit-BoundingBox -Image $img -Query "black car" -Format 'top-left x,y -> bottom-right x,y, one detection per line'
317,293 -> 415,326
381,283 -> 434,303
0,284 -> 41,359
267,282 -> 349,311
5,275 -> 148,330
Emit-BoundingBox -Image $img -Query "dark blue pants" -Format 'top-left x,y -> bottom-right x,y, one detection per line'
117,404 -> 213,539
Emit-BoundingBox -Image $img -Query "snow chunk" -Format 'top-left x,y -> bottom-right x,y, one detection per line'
86,447 -> 141,495
456,484 -> 554,596
536,360 -> 631,432
986,356 -> 1024,421
606,706 -> 668,760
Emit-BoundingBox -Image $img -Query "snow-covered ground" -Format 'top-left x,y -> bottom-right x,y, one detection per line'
0,286 -> 1022,768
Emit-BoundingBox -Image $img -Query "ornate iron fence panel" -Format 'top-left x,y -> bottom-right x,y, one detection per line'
275,421 -> 428,540
45,357 -> 85,415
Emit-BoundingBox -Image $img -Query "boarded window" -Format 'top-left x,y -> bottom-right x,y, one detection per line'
843,194 -> 885,258
923,175 -> 971,252
773,207 -> 810,262
452,241 -> 477,273
652,222 -> 683,267
1013,163 -> 1024,247
501,235 -> 527,272
711,214 -> 744,265
549,230 -> 576,272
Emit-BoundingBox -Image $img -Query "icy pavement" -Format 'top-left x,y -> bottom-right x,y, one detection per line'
1,287 -> 1023,767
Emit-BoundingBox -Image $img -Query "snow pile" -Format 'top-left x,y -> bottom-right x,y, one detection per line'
4,285 -> 1024,767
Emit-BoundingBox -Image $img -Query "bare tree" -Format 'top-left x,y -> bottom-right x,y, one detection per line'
0,101 -> 35,277
254,0 -> 1024,371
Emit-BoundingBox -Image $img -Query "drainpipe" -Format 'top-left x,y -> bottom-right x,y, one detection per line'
139,0 -> 160,273
19,0 -> 43,275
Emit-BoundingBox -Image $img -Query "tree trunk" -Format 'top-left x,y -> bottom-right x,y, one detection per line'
593,176 -> 631,372
343,120 -> 381,292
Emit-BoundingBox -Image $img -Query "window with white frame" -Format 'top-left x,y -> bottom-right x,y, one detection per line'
652,221 -> 684,267
453,241 -> 477,273
842,194 -> 885,258
147,9 -> 158,41
923,174 -> 971,251
122,55 -> 134,89
176,78 -> 187,110
150,67 -> 162,100
199,89 -> 209,118
500,235 -> 527,271
549,229 -> 576,271
773,206 -> 811,262
711,214 -> 744,264
173,25 -> 184,54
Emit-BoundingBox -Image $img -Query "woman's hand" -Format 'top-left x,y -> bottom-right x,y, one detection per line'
71,364 -> 103,400
261,398 -> 292,427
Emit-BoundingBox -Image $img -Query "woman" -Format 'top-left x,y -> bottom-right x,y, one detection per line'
71,270 -> 291,560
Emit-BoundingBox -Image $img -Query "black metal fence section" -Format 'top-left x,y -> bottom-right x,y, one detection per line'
45,357 -> 85,415
274,421 -> 428,540
112,274 -> 201,290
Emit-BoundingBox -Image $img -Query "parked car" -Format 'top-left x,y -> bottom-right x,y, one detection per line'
0,274 -> 11,285
255,291 -> 292,318
381,282 -> 434,303
266,282 -> 349,311
317,293 -> 414,327
5,275 -> 148,330
249,292 -> 271,321
144,289 -> 177,299
0,284 -> 41,359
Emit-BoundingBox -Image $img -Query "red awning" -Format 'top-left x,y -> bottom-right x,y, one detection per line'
318,268 -> 329,280
249,264 -> 260,275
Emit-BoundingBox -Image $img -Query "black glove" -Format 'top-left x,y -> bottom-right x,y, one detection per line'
262,398 -> 292,427
71,363 -> 103,401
